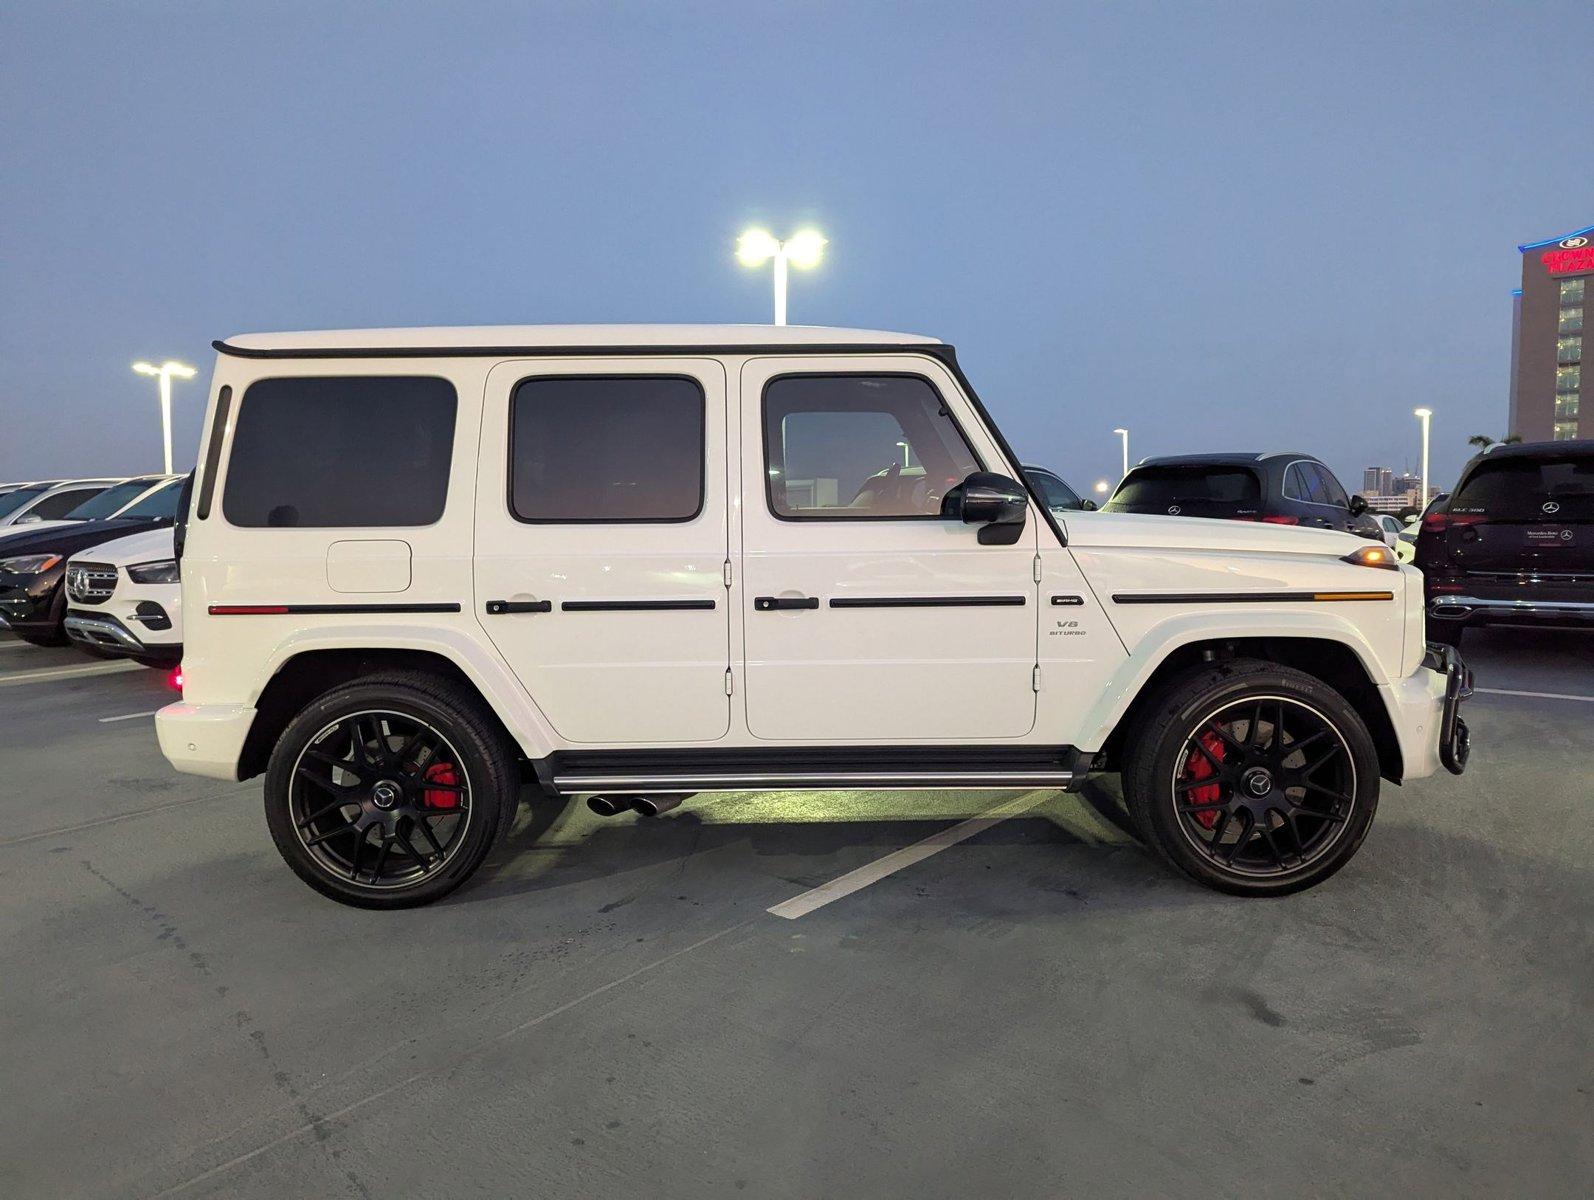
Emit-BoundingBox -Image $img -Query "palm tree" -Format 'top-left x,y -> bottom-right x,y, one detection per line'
1468,433 -> 1525,449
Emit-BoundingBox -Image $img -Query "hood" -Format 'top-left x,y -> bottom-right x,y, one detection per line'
69,526 -> 175,567
1058,510 -> 1363,556
0,518 -> 81,542
0,516 -> 170,562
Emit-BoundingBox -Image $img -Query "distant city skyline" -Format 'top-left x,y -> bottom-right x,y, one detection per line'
2,2 -> 1590,496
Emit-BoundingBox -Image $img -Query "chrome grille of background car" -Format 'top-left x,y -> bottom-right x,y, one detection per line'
65,563 -> 117,604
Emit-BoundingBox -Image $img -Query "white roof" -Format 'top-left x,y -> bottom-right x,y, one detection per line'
221,324 -> 942,353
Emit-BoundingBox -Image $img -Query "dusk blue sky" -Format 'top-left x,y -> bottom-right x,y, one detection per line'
2,1 -> 1589,494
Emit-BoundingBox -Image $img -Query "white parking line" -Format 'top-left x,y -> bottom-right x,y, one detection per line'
99,709 -> 160,723
0,641 -> 33,652
0,661 -> 143,687
1475,686 -> 1594,704
768,790 -> 1048,920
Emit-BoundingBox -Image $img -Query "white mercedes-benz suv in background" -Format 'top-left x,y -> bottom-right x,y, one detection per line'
63,526 -> 183,667
156,325 -> 1472,908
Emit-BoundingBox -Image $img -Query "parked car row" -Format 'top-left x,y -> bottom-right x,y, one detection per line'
0,473 -> 185,661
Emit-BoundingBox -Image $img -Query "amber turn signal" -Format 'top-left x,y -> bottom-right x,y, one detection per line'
1340,544 -> 1399,570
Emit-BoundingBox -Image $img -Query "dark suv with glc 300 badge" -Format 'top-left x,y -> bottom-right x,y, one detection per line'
1417,440 -> 1594,647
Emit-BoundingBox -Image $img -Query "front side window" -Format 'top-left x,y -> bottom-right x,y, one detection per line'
1027,469 -> 1082,510
1313,463 -> 1351,508
510,376 -> 704,522
223,377 -> 457,528
0,487 -> 47,519
763,375 -> 981,518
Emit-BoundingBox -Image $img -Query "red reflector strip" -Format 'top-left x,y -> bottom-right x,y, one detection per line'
208,604 -> 290,615
1261,515 -> 1300,525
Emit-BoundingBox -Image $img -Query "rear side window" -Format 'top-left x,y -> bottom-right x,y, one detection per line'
763,374 -> 981,518
510,376 -> 704,522
1106,466 -> 1261,513
0,487 -> 47,519
223,377 -> 457,528
33,486 -> 110,520
1451,455 -> 1594,520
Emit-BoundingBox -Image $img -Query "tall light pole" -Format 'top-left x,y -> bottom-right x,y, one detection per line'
1413,407 -> 1433,506
133,360 -> 197,475
736,229 -> 826,325
1113,427 -> 1130,478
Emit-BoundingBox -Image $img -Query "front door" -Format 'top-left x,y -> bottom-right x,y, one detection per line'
474,359 -> 731,744
738,355 -> 1039,742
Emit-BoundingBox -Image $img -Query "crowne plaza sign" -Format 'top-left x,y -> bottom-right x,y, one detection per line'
1542,235 -> 1594,275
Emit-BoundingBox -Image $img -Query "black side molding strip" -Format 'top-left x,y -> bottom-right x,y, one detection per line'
560,599 -> 717,612
209,602 -> 462,615
485,600 -> 552,615
828,595 -> 1026,608
1111,590 -> 1395,605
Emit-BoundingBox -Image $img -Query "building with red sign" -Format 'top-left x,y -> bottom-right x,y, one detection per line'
1509,222 -> 1591,441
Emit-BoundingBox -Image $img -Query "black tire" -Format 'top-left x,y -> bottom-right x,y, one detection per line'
1121,659 -> 1380,897
263,671 -> 519,908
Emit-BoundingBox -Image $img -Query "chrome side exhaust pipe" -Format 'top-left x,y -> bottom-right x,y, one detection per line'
586,794 -> 629,817
631,794 -> 685,817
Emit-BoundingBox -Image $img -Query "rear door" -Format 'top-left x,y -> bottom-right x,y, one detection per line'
1444,452 -> 1594,577
473,359 -> 732,744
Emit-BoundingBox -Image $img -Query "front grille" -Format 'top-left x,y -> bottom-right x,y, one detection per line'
66,562 -> 117,604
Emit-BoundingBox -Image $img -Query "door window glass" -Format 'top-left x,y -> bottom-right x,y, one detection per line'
510,376 -> 704,522
32,486 -> 111,520
763,375 -> 981,518
64,481 -> 150,520
1313,464 -> 1351,508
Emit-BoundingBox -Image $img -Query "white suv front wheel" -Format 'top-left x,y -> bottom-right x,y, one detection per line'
263,674 -> 519,908
1121,660 -> 1380,896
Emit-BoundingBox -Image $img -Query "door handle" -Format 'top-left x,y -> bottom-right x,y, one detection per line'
485,600 -> 552,615
754,595 -> 819,611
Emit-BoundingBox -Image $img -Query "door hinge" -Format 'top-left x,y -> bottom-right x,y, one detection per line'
723,559 -> 733,588
1032,554 -> 1043,583
1032,665 -> 1042,692
724,668 -> 734,696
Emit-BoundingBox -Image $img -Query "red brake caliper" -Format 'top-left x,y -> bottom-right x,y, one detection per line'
1183,731 -> 1226,828
422,762 -> 461,810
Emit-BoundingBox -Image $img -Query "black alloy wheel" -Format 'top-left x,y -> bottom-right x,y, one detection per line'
264,674 -> 518,908
1122,660 -> 1380,896
290,710 -> 474,890
1171,695 -> 1356,877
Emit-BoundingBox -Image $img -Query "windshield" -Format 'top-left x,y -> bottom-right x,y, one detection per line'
65,480 -> 153,520
1105,466 -> 1262,515
1451,455 -> 1594,520
0,486 -> 48,519
118,479 -> 182,520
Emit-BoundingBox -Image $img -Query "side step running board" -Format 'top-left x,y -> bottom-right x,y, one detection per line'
542,746 -> 1091,796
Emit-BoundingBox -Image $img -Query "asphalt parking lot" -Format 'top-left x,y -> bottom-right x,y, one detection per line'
1,630 -> 1589,1199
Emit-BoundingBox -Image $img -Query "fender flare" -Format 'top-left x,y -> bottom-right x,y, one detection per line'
253,622 -> 560,760
1076,608 -> 1393,751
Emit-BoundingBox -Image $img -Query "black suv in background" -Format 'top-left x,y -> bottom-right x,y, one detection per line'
0,476 -> 186,646
1417,440 -> 1593,647
1103,452 -> 1382,537
1022,464 -> 1095,512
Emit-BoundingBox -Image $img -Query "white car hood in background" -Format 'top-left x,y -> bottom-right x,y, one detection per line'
69,526 -> 175,566
1058,510 -> 1363,557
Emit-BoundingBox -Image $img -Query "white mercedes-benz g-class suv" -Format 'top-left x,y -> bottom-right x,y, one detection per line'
157,325 -> 1471,908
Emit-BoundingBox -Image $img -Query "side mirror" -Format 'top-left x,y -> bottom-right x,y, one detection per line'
943,471 -> 1028,545
1081,499 -> 1098,511
1348,494 -> 1369,516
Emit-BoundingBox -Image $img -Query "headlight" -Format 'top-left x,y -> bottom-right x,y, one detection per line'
1340,544 -> 1398,571
127,559 -> 179,584
0,554 -> 62,575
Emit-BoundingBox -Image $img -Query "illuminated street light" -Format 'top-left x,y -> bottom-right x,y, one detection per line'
133,360 -> 197,475
1093,480 -> 1110,495
1112,427 -> 1130,478
895,440 -> 910,467
1413,407 -> 1433,507
736,228 -> 827,325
